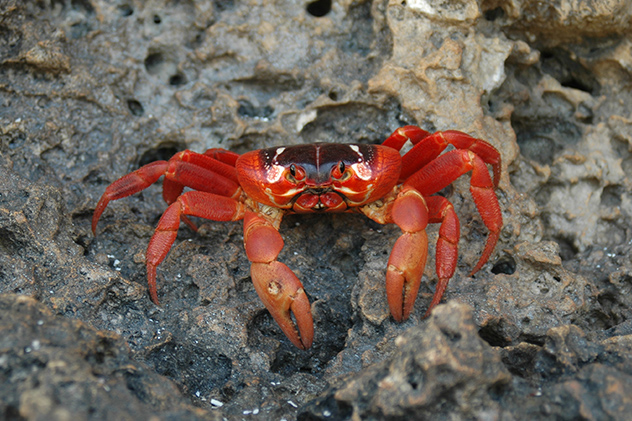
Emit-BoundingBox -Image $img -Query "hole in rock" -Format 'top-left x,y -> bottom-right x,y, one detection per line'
127,99 -> 144,116
306,0 -> 331,17
492,256 -> 517,275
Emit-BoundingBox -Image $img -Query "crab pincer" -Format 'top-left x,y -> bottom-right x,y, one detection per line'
243,211 -> 314,349
384,187 -> 430,321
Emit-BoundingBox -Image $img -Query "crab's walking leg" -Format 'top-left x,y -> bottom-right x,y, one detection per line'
203,148 -> 240,167
382,126 -> 501,186
385,187 -> 430,322
405,149 -> 502,275
243,211 -> 314,350
158,151 -> 241,231
92,161 -> 169,234
145,191 -> 245,304
424,196 -> 461,316
162,149 -> 240,206
92,151 -> 242,234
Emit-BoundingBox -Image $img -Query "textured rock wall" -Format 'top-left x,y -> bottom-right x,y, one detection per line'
1,0 -> 632,419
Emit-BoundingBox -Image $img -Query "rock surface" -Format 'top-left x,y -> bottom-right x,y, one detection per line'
1,0 -> 632,419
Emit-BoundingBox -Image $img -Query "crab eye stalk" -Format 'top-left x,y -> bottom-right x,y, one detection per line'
331,160 -> 349,180
286,164 -> 305,183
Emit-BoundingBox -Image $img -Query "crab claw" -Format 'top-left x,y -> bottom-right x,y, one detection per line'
386,230 -> 429,321
250,262 -> 314,350
243,211 -> 314,349
386,187 -> 429,321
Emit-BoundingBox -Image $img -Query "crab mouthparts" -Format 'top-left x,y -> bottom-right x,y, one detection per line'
293,188 -> 347,212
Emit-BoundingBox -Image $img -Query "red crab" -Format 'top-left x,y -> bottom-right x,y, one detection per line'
92,126 -> 502,350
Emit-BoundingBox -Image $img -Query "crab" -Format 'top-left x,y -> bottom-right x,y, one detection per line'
92,125 -> 502,349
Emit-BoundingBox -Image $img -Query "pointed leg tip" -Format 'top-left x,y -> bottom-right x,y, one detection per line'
149,287 -> 160,306
422,276 -> 449,318
423,292 -> 444,318
91,212 -> 102,236
470,255 -> 489,276
92,195 -> 112,235
146,263 -> 161,305
470,230 -> 501,276
91,211 -> 103,236
422,301 -> 439,319
390,310 -> 404,323
181,215 -> 198,232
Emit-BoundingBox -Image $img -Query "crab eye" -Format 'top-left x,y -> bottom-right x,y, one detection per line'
332,161 -> 349,180
287,164 -> 305,182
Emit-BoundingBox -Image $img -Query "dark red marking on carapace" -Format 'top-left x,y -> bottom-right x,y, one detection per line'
236,143 -> 402,212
